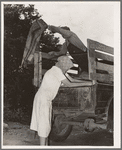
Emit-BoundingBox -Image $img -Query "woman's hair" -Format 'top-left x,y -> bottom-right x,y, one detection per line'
61,26 -> 70,31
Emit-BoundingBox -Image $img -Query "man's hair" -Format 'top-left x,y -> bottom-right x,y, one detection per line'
61,26 -> 70,31
56,44 -> 62,48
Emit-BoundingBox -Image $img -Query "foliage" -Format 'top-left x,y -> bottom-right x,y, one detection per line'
40,31 -> 60,53
4,4 -> 60,122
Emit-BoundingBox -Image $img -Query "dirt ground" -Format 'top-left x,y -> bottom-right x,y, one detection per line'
3,122 -> 113,146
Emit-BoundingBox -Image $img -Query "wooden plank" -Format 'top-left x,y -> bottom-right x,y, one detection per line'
87,39 -> 114,55
90,73 -> 113,83
95,51 -> 114,62
96,62 -> 113,73
34,52 -> 39,87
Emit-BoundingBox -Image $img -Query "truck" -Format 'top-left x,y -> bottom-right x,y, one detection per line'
21,19 -> 114,142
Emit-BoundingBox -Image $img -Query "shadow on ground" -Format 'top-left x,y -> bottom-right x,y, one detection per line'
3,122 -> 113,146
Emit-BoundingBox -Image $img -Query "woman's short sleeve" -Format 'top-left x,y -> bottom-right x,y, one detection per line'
54,67 -> 66,82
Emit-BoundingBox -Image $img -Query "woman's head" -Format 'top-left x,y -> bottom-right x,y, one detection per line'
55,55 -> 73,73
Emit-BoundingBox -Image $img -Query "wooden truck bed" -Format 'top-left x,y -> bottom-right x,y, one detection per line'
32,39 -> 113,115
32,38 -> 114,87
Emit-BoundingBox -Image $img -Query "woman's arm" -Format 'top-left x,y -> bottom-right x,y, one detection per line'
65,73 -> 83,83
61,78 -> 83,87
61,78 -> 93,87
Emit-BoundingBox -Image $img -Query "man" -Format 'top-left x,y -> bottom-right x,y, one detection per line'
30,56 -> 85,145
48,25 -> 88,73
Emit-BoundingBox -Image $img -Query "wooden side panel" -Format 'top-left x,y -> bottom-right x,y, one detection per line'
87,39 -> 114,83
87,39 -> 114,55
95,51 -> 114,62
90,73 -> 113,83
53,86 -> 95,112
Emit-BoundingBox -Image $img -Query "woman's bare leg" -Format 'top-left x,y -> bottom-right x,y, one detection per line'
40,137 -> 46,145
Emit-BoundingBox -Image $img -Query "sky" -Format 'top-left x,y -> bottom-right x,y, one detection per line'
2,1 -> 120,47
33,1 -> 119,47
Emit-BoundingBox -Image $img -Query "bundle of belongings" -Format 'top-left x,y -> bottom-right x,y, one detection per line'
21,19 -> 48,68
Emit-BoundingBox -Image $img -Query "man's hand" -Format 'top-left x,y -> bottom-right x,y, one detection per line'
48,51 -> 58,56
48,51 -> 55,56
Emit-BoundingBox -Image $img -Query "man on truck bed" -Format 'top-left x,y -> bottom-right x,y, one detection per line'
48,25 -> 88,74
30,56 -> 85,146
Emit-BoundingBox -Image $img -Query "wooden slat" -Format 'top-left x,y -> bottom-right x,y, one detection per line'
95,51 -> 114,62
96,62 -> 113,73
87,40 -> 96,80
87,39 -> 114,55
90,73 -> 113,83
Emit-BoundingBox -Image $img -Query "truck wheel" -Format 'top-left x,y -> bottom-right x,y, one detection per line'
107,100 -> 113,132
49,115 -> 72,142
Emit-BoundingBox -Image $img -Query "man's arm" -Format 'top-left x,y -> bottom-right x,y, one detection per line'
48,25 -> 72,38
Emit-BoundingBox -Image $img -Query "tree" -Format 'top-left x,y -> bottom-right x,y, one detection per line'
4,4 -> 60,122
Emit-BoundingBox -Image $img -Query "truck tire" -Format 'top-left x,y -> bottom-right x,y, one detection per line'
107,99 -> 113,132
49,115 -> 72,142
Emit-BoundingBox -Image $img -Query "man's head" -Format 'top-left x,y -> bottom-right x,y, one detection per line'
55,55 -> 73,73
61,26 -> 70,31
60,26 -> 70,39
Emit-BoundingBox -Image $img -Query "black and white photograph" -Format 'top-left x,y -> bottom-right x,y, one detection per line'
1,1 -> 121,149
